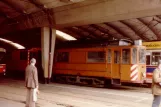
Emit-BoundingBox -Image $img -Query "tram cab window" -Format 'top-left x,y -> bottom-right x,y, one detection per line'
122,49 -> 130,64
87,51 -> 105,62
139,48 -> 146,64
132,48 -> 137,64
56,52 -> 69,62
107,49 -> 111,63
151,52 -> 161,65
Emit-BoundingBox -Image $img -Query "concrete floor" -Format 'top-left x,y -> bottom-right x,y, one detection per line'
0,78 -> 157,107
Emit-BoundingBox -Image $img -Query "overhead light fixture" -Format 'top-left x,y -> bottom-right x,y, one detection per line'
0,38 -> 25,49
56,30 -> 77,41
0,31 -> 76,49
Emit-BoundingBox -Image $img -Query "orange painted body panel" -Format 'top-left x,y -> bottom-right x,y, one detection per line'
54,63 -> 108,77
54,70 -> 108,77
120,64 -> 146,82
70,52 -> 86,63
106,64 -> 112,77
111,64 -> 120,79
55,63 -> 106,71
53,45 -> 146,83
120,65 -> 131,81
54,63 -> 112,78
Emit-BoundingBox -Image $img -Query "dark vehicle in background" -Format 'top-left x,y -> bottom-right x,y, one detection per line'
0,48 -> 6,76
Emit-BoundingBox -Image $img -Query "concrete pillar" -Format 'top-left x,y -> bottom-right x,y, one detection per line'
49,28 -> 56,79
41,27 -> 56,84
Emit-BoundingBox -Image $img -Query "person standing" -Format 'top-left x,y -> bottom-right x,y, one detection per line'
152,60 -> 161,107
25,58 -> 39,107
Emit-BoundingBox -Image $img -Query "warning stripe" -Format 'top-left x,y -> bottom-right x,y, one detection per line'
131,64 -> 137,70
131,75 -> 138,81
131,72 -> 138,79
130,67 -> 137,77
130,64 -> 138,81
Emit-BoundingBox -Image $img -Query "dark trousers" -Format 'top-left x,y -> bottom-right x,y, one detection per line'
152,95 -> 161,107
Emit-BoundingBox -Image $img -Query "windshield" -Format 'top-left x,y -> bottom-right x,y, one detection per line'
139,48 -> 146,64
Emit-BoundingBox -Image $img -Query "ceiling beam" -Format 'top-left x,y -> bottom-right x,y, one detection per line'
89,25 -> 109,38
91,24 -> 125,39
53,0 -> 161,28
68,27 -> 95,39
78,26 -> 104,39
77,26 -> 99,39
28,0 -> 55,26
138,17 -> 160,40
0,9 -> 18,26
104,23 -> 134,40
1,0 -> 26,14
91,24 -> 116,39
2,0 -> 161,36
120,20 -> 149,41
28,0 -> 46,10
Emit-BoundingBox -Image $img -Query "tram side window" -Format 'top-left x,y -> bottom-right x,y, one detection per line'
122,49 -> 130,64
146,55 -> 150,65
151,52 -> 161,65
114,51 -> 120,64
107,49 -> 111,63
56,52 -> 69,62
20,51 -> 28,60
87,51 -> 105,62
132,48 -> 137,64
139,48 -> 146,64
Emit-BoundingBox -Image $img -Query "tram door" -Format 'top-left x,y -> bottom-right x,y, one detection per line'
111,49 -> 121,84
120,48 -> 131,81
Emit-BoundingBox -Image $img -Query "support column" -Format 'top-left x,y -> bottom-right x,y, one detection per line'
49,28 -> 56,81
41,27 -> 56,84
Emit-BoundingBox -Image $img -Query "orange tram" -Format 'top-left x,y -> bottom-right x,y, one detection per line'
6,40 -> 147,86
53,41 -> 146,86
